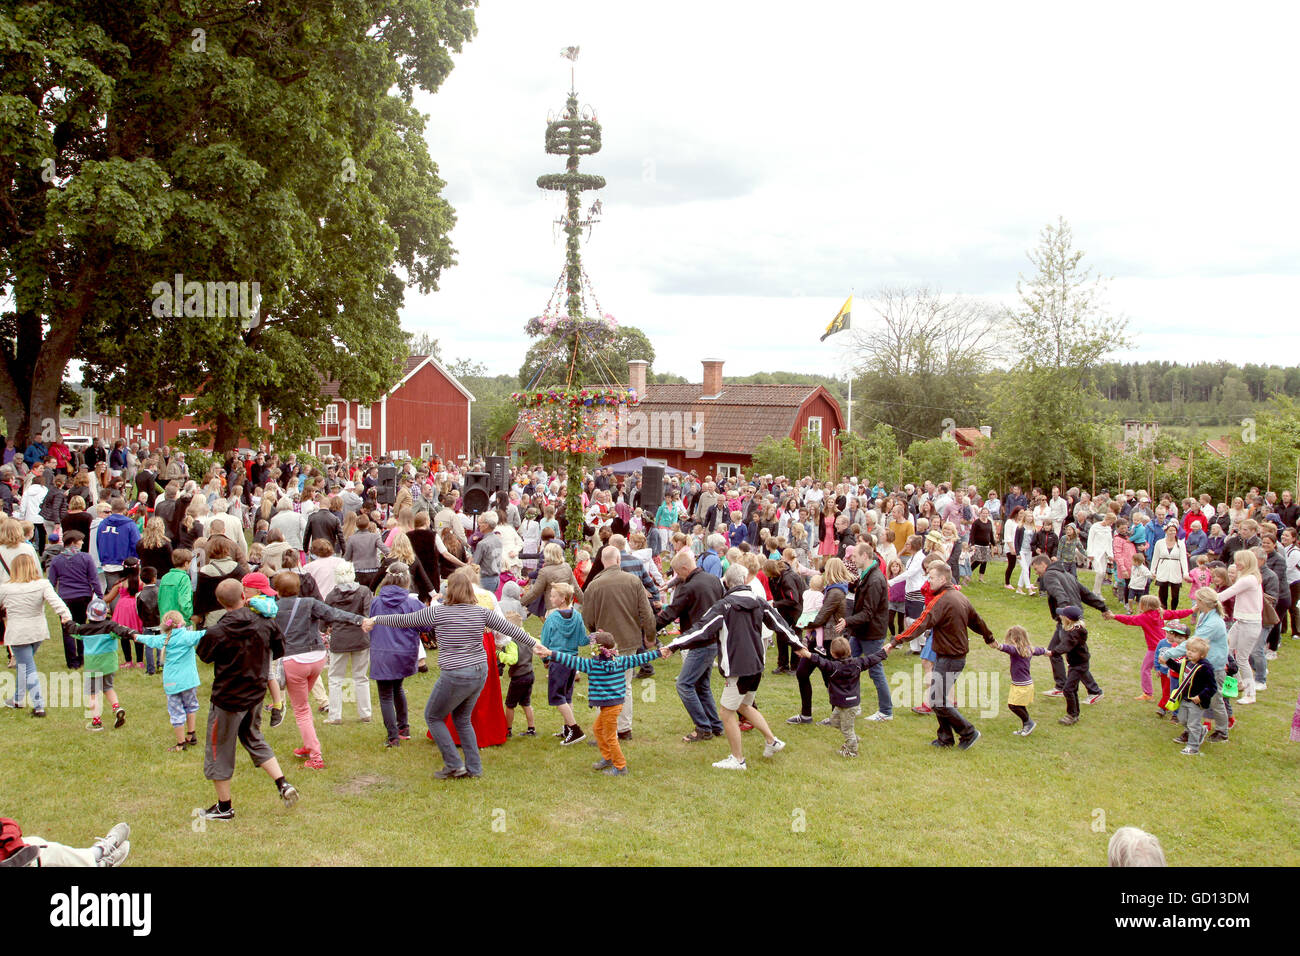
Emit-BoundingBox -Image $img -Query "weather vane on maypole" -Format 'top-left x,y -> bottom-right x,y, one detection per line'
511,48 -> 639,561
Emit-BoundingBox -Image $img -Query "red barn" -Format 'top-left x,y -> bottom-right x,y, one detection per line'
142,354 -> 475,462
508,359 -> 843,479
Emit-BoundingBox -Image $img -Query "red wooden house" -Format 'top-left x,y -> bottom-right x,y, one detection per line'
141,355 -> 475,461
507,358 -> 844,478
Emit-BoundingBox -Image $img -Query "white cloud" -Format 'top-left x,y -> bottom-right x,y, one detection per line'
402,0 -> 1300,381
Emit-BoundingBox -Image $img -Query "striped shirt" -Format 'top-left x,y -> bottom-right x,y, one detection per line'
548,649 -> 662,706
371,602 -> 534,671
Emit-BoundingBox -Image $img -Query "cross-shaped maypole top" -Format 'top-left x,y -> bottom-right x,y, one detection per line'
561,45 -> 580,91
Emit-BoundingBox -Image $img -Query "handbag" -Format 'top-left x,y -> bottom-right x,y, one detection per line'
1261,595 -> 1279,629
1221,674 -> 1239,698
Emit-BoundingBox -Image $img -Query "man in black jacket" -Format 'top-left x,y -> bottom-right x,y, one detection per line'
657,551 -> 725,741
840,540 -> 893,719
1031,554 -> 1107,700
667,564 -> 802,769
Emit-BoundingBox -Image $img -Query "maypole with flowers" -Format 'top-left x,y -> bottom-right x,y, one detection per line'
512,48 -> 637,561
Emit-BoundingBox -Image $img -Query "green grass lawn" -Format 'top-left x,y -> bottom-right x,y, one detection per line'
3,572 -> 1298,866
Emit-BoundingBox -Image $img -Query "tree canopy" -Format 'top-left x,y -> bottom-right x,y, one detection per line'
1,0 -> 476,450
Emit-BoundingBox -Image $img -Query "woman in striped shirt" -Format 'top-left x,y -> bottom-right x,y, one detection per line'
367,567 -> 534,779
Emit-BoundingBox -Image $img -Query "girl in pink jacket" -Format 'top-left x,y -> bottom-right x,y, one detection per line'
1105,594 -> 1194,700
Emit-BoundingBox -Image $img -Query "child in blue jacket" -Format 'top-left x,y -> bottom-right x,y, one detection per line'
134,610 -> 204,751
537,630 -> 663,776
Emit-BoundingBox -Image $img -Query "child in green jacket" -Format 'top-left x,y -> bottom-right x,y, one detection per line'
158,549 -> 195,625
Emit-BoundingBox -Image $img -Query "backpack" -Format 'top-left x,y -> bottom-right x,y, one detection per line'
0,818 -> 27,862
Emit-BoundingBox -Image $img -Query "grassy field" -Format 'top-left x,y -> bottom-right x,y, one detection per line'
3,571 -> 1298,866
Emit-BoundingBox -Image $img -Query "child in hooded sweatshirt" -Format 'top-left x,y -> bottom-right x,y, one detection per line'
1153,620 -> 1187,717
535,630 -> 663,775
795,635 -> 893,757
195,578 -> 297,820
71,598 -> 136,731
1106,595 -> 1195,702
498,611 -> 536,738
132,610 -> 203,751
497,580 -> 526,622
540,582 -> 591,744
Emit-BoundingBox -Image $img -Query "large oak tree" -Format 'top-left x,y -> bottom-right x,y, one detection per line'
1,0 -> 475,450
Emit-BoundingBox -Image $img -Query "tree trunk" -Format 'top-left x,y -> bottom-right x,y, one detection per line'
213,413 -> 240,456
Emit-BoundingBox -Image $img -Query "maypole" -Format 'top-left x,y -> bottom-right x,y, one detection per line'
512,49 -> 637,563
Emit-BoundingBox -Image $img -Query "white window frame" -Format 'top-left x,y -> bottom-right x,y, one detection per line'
356,442 -> 372,458
420,442 -> 433,459
324,404 -> 339,426
718,463 -> 742,479
807,417 -> 823,440
357,406 -> 372,429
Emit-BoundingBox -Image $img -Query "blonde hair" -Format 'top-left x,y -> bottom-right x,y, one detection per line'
1005,625 -> 1032,657
1184,636 -> 1209,658
0,517 -> 22,548
3,551 -> 41,584
1233,549 -> 1260,579
161,610 -> 185,630
822,557 -> 851,586
140,516 -> 168,549
388,531 -> 416,565
1193,586 -> 1224,617
1137,594 -> 1161,613
543,542 -> 565,566
809,573 -> 824,592
549,581 -> 576,607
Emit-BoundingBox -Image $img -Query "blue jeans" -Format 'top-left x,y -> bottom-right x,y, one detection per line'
424,660 -> 489,775
9,642 -> 44,710
676,646 -> 722,734
480,573 -> 499,594
850,636 -> 893,716
1249,625 -> 1269,685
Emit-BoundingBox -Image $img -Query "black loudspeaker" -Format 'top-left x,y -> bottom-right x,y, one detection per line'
463,472 -> 491,516
486,456 -> 509,495
641,464 -> 665,513
377,465 -> 398,505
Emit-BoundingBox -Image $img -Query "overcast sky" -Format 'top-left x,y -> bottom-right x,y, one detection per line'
401,0 -> 1300,383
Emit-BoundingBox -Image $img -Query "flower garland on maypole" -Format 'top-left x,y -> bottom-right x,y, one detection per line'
514,50 -> 637,561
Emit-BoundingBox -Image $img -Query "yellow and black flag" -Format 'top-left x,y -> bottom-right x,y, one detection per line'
821,295 -> 852,341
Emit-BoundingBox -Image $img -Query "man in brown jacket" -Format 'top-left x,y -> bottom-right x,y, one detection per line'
891,562 -> 995,750
582,546 -> 656,739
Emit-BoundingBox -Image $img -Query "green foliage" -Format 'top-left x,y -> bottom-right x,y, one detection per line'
752,436 -> 800,479
1,0 -> 477,450
838,423 -> 897,482
519,325 -> 656,390
902,437 -> 965,488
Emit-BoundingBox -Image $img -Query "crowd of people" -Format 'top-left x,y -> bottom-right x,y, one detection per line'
3,436 -> 1299,820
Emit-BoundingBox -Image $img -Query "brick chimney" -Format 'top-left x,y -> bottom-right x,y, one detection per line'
701,358 -> 724,399
627,359 -> 648,397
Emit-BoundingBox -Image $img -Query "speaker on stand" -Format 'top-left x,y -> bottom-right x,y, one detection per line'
376,465 -> 398,506
641,464 -> 665,514
462,472 -> 492,516
485,456 -> 509,496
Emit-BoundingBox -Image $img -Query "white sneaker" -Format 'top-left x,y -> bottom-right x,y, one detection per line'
865,711 -> 893,722
1237,696 -> 1256,705
99,840 -> 130,867
712,754 -> 747,770
763,737 -> 786,757
1254,683 -> 1267,692
93,822 -> 130,856
1265,651 -> 1278,661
